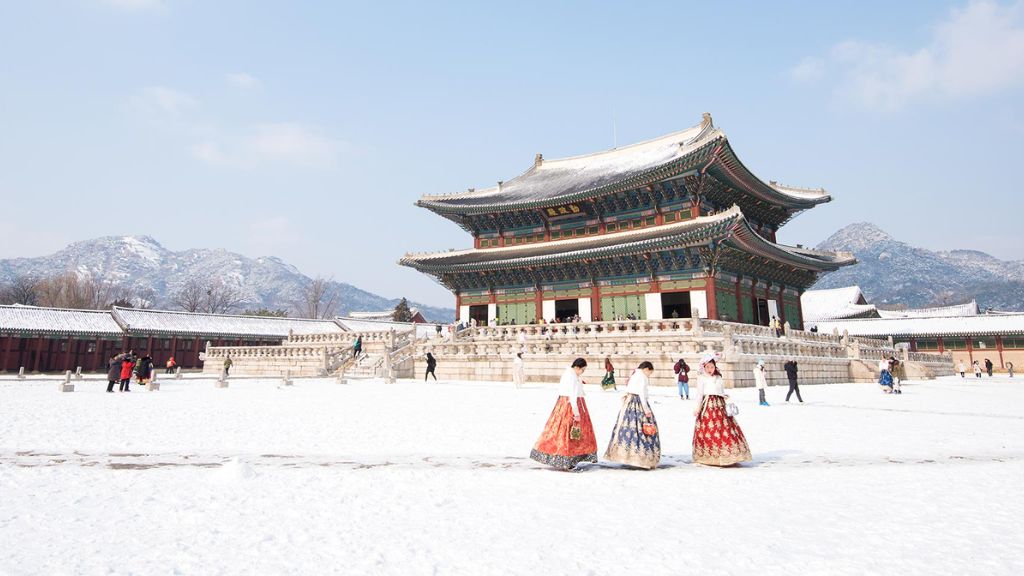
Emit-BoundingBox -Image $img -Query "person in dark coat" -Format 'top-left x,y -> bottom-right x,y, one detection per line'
673,358 -> 690,399
135,354 -> 155,385
425,352 -> 437,381
984,358 -> 994,377
106,354 -> 123,393
784,359 -> 803,402
119,354 -> 135,392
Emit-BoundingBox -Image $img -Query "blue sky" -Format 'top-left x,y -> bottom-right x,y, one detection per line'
1,0 -> 1022,307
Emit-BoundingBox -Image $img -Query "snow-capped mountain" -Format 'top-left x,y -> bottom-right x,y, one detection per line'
814,223 -> 1024,311
0,236 -> 455,322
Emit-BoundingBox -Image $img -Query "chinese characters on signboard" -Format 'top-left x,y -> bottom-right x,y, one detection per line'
544,204 -> 582,218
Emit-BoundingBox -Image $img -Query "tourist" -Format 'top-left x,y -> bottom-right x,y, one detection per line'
673,357 -> 690,399
223,355 -> 233,376
105,354 -> 122,393
783,359 -> 802,402
136,353 -> 155,386
692,353 -> 751,466
1008,362 -> 1014,378
119,353 -> 134,392
754,359 -> 769,406
890,356 -> 904,394
985,358 -> 993,377
973,360 -> 982,379
512,352 -> 525,389
165,356 -> 176,374
529,358 -> 598,470
878,355 -> 894,393
958,360 -> 966,378
604,361 -> 660,469
601,356 -> 616,391
425,352 -> 438,381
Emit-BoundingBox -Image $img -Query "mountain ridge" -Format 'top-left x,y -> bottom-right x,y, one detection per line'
0,236 -> 454,322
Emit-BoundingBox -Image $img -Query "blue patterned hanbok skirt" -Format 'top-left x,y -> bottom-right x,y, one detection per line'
603,393 -> 660,469
879,370 -> 893,387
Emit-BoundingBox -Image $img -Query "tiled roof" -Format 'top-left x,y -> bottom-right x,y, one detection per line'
811,314 -> 1024,338
111,307 -> 345,338
801,286 -> 879,322
0,305 -> 123,336
876,300 -> 979,318
336,317 -> 440,339
401,206 -> 855,273
416,114 -> 829,215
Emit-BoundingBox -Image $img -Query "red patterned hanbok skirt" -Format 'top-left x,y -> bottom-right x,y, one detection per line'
530,396 -> 598,470
692,395 -> 752,466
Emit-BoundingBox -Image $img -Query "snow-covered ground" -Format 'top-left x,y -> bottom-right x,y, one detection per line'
1,374 -> 1022,575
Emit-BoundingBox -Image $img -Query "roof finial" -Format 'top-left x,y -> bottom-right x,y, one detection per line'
701,112 -> 713,128
534,153 -> 543,168
497,181 -> 503,191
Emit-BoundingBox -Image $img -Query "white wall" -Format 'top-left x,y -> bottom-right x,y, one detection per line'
578,298 -> 592,322
767,300 -> 779,321
487,303 -> 497,322
690,290 -> 708,318
541,300 -> 556,322
459,305 -> 470,322
644,293 -> 663,320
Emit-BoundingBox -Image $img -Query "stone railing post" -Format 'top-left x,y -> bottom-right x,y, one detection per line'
17,367 -> 26,379
59,370 -> 74,393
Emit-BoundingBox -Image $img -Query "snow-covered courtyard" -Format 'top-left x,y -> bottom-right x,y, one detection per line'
1,374 -> 1022,575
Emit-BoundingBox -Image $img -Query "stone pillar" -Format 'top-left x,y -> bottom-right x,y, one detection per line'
59,370 -> 74,393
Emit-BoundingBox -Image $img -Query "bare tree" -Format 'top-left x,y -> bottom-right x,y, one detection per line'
0,275 -> 40,305
36,272 -> 115,309
170,278 -> 244,314
204,279 -> 245,314
297,277 -> 338,319
170,279 -> 205,312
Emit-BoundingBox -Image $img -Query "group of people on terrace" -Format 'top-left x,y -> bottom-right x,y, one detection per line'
529,352 -> 752,470
958,358 -> 1013,378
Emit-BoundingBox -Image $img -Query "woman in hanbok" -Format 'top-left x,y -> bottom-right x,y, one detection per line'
604,361 -> 660,469
601,356 -> 616,391
512,352 -> 526,389
530,358 -> 598,470
692,353 -> 751,466
878,356 -> 893,392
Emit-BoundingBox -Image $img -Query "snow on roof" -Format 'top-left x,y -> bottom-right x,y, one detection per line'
0,305 -> 123,336
811,314 -> 1024,338
348,309 -> 420,320
111,307 -> 345,338
336,317 -> 439,339
801,286 -> 878,322
876,300 -> 979,319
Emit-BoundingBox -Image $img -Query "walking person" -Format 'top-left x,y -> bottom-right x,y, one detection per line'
601,356 -> 616,391
754,359 -> 769,406
973,360 -> 982,379
529,358 -> 598,470
105,353 -> 122,393
959,360 -> 966,378
1008,362 -> 1014,378
985,358 -> 994,377
604,361 -> 660,469
692,353 -> 751,466
512,352 -> 525,389
784,359 -> 803,402
223,355 -> 233,377
425,352 -> 438,381
119,353 -> 135,392
673,357 -> 690,399
879,356 -> 894,393
352,335 -> 363,359
165,356 -> 176,374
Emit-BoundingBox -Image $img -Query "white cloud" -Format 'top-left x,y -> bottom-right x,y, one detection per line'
191,123 -> 343,169
132,86 -> 199,116
791,1 -> 1024,110
225,72 -> 261,89
99,0 -> 164,10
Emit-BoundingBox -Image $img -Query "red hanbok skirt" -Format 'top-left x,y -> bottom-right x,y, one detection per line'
530,396 -> 598,470
693,395 -> 752,466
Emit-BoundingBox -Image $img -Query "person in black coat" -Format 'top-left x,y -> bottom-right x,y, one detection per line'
106,354 -> 123,393
784,359 -> 803,402
135,354 -> 155,385
425,352 -> 437,381
984,358 -> 994,377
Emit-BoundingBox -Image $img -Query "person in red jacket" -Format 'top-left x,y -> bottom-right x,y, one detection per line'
119,353 -> 135,392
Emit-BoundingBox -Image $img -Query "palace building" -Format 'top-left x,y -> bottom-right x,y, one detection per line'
401,114 -> 855,328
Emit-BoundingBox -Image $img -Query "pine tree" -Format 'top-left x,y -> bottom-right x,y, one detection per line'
392,298 -> 413,322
